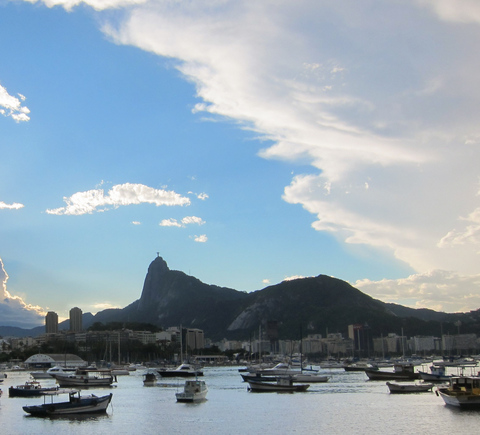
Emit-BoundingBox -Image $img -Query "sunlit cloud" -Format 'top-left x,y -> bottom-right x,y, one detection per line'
193,234 -> 208,243
0,257 -> 45,328
159,216 -> 205,228
283,275 -> 307,282
46,183 -> 191,215
0,84 -> 30,122
0,201 -> 24,210
132,221 -> 141,225
355,270 -> 480,313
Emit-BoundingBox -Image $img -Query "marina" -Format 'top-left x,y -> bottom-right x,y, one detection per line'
1,365 -> 480,433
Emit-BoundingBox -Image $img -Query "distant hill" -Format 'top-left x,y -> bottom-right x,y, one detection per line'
2,256 -> 480,340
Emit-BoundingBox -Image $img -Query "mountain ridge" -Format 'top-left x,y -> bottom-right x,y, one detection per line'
1,256 -> 478,339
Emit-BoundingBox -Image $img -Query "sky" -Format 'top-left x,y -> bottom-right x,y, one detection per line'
2,0 -> 480,329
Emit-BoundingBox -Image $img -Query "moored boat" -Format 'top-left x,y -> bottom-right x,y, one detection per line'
52,368 -> 116,387
437,376 -> 480,408
157,363 -> 203,378
143,372 -> 157,386
176,379 -> 208,402
247,377 -> 310,392
365,363 -> 420,381
22,389 -> 112,416
386,381 -> 434,394
9,381 -> 59,397
31,366 -> 76,380
418,365 -> 452,382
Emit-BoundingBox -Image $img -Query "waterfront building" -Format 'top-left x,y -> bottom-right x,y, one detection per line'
45,311 -> 58,334
69,307 -> 83,332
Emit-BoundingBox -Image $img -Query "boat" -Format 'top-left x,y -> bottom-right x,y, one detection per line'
365,363 -> 420,381
31,366 -> 76,380
52,368 -> 116,387
251,362 -> 304,376
156,363 -> 203,378
143,372 -> 157,386
386,381 -> 434,394
176,379 -> 208,402
241,373 -> 278,383
343,362 -> 379,372
247,377 -> 310,392
290,372 -> 329,383
418,365 -> 452,382
8,380 -> 59,397
437,376 -> 480,408
22,389 -> 112,416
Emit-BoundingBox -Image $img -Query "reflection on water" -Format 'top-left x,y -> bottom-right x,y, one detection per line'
1,366 -> 480,434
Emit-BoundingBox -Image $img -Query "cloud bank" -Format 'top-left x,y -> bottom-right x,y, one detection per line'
46,183 -> 190,215
14,0 -> 480,311
0,258 -> 45,328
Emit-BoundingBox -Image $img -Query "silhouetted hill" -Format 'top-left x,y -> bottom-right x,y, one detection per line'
3,257 -> 480,340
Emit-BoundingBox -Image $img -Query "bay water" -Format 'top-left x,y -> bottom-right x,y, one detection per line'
1,366 -> 478,434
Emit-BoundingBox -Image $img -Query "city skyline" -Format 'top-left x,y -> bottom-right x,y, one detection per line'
2,1 -> 480,328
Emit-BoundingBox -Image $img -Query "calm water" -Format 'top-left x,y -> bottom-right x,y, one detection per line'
1,366 -> 479,434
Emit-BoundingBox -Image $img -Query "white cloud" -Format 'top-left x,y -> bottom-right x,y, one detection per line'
160,216 -> 205,227
0,201 -> 24,210
283,275 -> 307,282
197,193 -> 209,200
46,183 -> 190,215
20,0 -> 480,310
132,221 -> 141,225
0,85 -> 30,122
0,257 -> 45,328
159,218 -> 182,227
194,234 -> 208,243
355,270 -> 480,313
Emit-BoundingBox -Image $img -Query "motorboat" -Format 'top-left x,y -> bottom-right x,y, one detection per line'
251,362 -> 304,376
418,365 -> 452,382
52,368 -> 116,387
247,377 -> 310,392
290,372 -> 329,383
343,362 -> 379,372
176,379 -> 208,402
437,376 -> 480,408
31,366 -> 76,380
365,363 -> 420,381
386,381 -> 434,394
157,363 -> 203,378
143,372 -> 157,386
241,373 -> 277,383
8,380 -> 59,397
22,389 -> 112,416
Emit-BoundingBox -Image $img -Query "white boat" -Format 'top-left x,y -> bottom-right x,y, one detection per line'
418,365 -> 452,382
31,366 -> 76,380
22,389 -> 112,416
157,363 -> 203,378
176,379 -> 208,402
247,376 -> 310,392
290,373 -> 329,383
437,376 -> 480,408
52,368 -> 116,387
386,381 -> 434,394
252,362 -> 304,376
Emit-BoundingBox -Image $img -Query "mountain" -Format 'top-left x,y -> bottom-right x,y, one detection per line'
85,256 -> 480,340
2,256 -> 480,340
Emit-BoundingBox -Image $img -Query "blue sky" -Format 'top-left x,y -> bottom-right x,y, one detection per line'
2,0 -> 480,328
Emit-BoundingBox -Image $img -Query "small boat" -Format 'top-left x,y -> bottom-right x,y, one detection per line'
418,365 -> 452,382
365,363 -> 420,381
247,377 -> 310,392
31,366 -> 76,380
52,368 -> 116,387
176,379 -> 208,402
22,389 -> 112,416
290,373 -> 329,383
251,362 -> 304,376
9,381 -> 59,397
241,373 -> 278,383
157,363 -> 203,378
386,381 -> 434,394
343,362 -> 379,372
143,372 -> 157,386
437,376 -> 480,408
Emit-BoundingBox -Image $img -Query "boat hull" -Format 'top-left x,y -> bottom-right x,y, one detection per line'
23,393 -> 112,416
9,386 -> 59,397
386,382 -> 434,394
52,374 -> 114,387
438,389 -> 480,408
365,369 -> 420,381
247,380 -> 310,392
